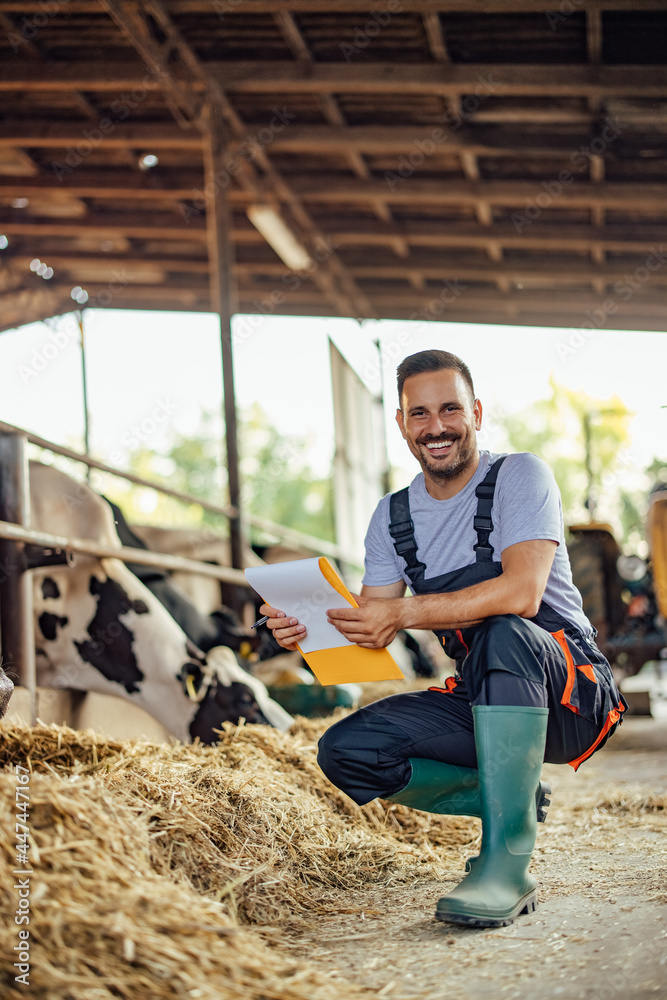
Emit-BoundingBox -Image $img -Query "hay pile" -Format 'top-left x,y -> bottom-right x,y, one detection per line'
0,719 -> 476,999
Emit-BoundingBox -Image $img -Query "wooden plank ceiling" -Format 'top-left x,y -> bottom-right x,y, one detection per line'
1,0 -> 667,332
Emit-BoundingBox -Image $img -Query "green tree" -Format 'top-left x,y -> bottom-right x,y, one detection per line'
240,402 -> 334,543
501,376 -> 633,534
101,404 -> 334,543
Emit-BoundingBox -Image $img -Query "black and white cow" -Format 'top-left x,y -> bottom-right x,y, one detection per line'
29,462 -> 292,742
0,669 -> 13,719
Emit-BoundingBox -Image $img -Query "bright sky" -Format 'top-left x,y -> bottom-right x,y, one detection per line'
1,308 -> 666,508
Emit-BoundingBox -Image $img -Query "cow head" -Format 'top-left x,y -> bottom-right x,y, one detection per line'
0,667 -> 14,719
178,648 -> 270,742
179,644 -> 292,743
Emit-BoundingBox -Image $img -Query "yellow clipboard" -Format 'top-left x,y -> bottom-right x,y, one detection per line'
247,556 -> 404,686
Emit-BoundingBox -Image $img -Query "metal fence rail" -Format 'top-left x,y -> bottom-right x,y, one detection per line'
0,520 -> 248,585
0,419 -> 350,724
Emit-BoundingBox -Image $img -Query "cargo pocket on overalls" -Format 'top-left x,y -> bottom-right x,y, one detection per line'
550,629 -> 626,771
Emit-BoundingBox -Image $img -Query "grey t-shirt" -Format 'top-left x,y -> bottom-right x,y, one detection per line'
362,450 -> 592,636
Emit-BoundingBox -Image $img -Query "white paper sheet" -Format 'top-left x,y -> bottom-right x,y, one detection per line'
245,558 -> 354,654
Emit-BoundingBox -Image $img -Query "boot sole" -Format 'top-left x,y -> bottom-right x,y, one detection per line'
435,891 -> 538,928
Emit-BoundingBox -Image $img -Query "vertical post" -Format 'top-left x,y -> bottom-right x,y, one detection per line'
0,431 -> 36,723
78,309 -> 92,483
375,337 -> 391,497
203,102 -> 243,572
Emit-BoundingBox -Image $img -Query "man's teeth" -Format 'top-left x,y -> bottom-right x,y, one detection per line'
426,440 -> 453,450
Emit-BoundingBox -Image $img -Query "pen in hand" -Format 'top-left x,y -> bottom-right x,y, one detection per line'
251,615 -> 270,629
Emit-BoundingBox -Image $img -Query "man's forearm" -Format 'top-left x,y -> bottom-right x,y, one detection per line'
394,573 -> 540,632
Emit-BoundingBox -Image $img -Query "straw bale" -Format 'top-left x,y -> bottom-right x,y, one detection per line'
0,771 -> 381,1000
0,720 -> 476,999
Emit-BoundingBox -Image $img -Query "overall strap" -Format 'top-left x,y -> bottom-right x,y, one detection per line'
388,487 -> 427,587
474,456 -> 508,563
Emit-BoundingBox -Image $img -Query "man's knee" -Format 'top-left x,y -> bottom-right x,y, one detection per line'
465,615 -> 546,694
475,614 -> 543,654
317,720 -> 343,779
317,714 -> 362,780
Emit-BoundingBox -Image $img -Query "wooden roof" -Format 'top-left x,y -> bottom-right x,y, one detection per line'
1,0 -> 667,332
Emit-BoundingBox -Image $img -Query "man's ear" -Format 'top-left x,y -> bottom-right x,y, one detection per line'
474,398 -> 483,431
395,407 -> 407,439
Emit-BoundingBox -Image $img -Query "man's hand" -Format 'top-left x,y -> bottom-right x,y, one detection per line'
259,603 -> 306,650
327,595 -> 402,649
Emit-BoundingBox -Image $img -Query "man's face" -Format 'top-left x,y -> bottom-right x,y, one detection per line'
396,369 -> 482,486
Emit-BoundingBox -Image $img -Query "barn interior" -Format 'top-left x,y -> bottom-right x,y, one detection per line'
1,2 -> 667,332
0,4 -> 666,998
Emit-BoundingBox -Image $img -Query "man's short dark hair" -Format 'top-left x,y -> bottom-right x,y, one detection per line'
396,350 -> 475,406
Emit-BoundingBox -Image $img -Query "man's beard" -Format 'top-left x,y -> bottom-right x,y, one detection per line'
417,433 -> 476,482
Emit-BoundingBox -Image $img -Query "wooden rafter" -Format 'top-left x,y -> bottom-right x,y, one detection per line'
0,2 -> 666,335
3,175 -> 667,212
99,0 -> 375,319
3,63 -> 667,99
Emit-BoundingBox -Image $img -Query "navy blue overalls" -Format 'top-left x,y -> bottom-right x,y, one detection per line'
317,458 -> 627,806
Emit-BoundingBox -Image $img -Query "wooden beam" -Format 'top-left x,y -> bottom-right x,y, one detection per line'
0,1 -> 662,12
0,121 -> 203,150
264,124 -> 664,157
356,287 -> 667,312
100,0 -> 374,318
3,175 -> 667,213
2,62 -> 667,99
0,286 -> 74,330
337,259 -> 667,286
423,12 -> 449,62
586,9 -> 603,65
0,172 -> 206,202
0,213 -> 209,240
4,214 -> 667,254
36,277 -> 665,314
320,222 -> 667,255
0,118 -> 636,160
263,178 -> 667,211
11,252 -> 210,274
273,10 -> 312,62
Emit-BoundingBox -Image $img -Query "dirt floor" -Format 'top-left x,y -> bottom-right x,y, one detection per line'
287,716 -> 667,1000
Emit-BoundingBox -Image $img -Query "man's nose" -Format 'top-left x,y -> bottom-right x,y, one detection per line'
425,413 -> 450,437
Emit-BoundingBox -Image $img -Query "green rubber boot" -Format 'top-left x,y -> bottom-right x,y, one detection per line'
435,705 -> 549,928
386,757 -> 481,816
386,758 -> 551,850
465,780 -> 551,872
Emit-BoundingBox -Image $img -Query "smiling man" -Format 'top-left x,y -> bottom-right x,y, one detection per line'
262,349 -> 627,928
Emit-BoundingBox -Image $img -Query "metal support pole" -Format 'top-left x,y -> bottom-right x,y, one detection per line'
204,102 -> 243,572
78,309 -> 92,483
375,336 -> 392,497
0,431 -> 36,723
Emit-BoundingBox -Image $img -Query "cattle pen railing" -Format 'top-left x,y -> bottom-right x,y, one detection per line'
0,420 -> 353,724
